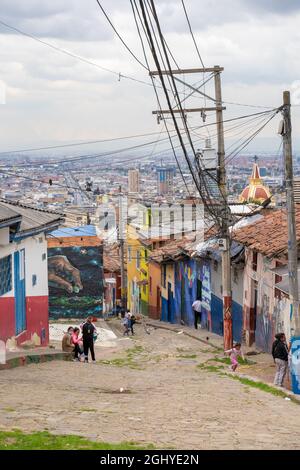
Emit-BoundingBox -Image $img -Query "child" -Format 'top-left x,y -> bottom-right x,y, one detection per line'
225,343 -> 244,372
122,314 -> 129,336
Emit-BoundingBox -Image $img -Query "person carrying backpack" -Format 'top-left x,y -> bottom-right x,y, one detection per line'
82,316 -> 97,363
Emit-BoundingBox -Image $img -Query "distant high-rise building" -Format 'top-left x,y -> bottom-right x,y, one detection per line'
157,167 -> 176,195
128,169 -> 140,193
294,177 -> 300,203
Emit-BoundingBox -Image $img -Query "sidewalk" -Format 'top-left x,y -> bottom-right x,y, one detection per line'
145,319 -> 294,396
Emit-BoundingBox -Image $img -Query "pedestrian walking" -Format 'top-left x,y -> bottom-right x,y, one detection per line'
82,316 -> 97,363
192,298 -> 202,329
225,342 -> 244,372
272,333 -> 289,387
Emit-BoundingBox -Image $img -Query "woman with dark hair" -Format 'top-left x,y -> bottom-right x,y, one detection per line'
272,333 -> 289,387
72,327 -> 83,361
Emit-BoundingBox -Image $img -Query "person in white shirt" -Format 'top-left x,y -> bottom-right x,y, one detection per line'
192,298 -> 202,329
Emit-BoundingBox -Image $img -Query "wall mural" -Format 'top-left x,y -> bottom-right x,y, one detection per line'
48,245 -> 103,319
255,282 -> 272,352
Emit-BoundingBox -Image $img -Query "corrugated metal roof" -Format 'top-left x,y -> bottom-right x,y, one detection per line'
0,200 -> 63,235
50,225 -> 97,238
0,205 -> 21,224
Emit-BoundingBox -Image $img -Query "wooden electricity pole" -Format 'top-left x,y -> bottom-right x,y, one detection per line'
150,66 -> 232,348
282,91 -> 300,394
215,66 -> 232,351
118,186 -> 127,313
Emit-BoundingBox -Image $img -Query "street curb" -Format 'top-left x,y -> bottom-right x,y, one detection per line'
226,371 -> 300,403
0,351 -> 73,371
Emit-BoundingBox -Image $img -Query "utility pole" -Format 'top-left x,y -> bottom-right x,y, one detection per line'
118,186 -> 127,314
149,65 -> 232,349
282,90 -> 300,394
215,66 -> 232,351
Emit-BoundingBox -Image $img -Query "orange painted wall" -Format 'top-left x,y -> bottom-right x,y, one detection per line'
149,261 -> 161,320
47,236 -> 102,248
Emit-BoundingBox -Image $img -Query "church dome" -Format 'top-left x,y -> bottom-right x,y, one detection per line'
239,161 -> 271,204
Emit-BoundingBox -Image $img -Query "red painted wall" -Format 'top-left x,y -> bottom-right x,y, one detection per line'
0,295 -> 49,345
0,297 -> 15,342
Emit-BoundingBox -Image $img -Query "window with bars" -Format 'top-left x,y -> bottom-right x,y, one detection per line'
0,255 -> 12,296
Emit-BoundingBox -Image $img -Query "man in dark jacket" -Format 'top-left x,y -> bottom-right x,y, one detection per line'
82,316 -> 97,363
272,333 -> 289,387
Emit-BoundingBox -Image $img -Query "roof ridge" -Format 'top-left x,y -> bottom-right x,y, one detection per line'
0,198 -> 64,216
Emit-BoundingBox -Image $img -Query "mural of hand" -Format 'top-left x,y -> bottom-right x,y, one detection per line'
48,255 -> 83,294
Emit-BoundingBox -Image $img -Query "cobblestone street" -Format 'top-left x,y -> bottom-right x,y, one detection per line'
0,323 -> 299,450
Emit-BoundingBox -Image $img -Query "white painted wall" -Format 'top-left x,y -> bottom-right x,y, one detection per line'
210,258 -> 244,306
0,233 -> 48,298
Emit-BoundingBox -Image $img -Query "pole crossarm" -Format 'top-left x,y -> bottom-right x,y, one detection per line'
173,76 -> 216,103
149,66 -> 224,75
152,106 -> 226,115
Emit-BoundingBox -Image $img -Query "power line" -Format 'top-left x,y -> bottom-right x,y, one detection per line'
146,0 -> 225,222
130,0 -> 191,196
0,129 -> 178,155
138,0 -> 217,222
95,0 -> 149,71
0,18 -> 153,88
181,0 -> 205,68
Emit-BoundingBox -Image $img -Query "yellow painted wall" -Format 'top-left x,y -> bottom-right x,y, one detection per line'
127,224 -> 151,315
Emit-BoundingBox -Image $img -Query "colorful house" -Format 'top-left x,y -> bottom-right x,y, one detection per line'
149,237 -> 199,324
103,243 -> 121,316
195,239 -> 245,342
47,225 -> 103,319
0,201 -> 62,347
127,222 -> 152,316
233,208 -> 300,352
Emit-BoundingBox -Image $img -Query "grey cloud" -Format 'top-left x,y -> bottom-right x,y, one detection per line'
0,0 -> 114,41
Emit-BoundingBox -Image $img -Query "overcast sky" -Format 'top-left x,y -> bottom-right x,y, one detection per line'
0,0 -> 300,153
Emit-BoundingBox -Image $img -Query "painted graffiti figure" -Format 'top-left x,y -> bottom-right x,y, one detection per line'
225,342 -> 244,372
272,333 -> 289,387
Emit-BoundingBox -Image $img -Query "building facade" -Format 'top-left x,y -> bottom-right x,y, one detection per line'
0,201 -> 62,347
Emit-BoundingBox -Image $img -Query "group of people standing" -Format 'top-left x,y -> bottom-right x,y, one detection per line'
62,316 -> 97,363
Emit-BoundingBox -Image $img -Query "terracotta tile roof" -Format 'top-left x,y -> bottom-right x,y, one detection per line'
104,243 -> 121,273
232,206 -> 300,258
149,236 -> 196,263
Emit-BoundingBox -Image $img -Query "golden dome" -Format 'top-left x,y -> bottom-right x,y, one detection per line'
239,162 -> 271,204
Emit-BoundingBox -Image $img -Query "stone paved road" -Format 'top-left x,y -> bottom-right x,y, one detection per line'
0,324 -> 299,450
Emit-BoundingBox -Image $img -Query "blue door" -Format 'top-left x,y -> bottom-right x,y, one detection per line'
14,249 -> 26,335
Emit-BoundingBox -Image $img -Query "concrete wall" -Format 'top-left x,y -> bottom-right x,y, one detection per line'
0,234 -> 49,347
242,248 -> 290,352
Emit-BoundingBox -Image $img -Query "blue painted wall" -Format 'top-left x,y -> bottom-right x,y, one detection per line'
232,300 -> 243,343
211,294 -> 223,336
174,259 -> 200,327
210,294 -> 243,342
161,294 -> 176,323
